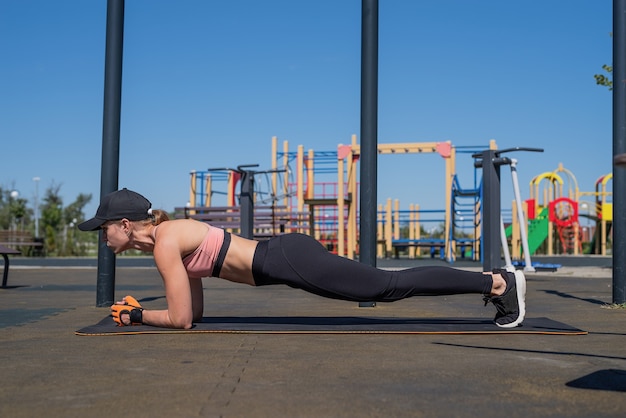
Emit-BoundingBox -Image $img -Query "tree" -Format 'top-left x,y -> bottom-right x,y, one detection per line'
39,185 -> 96,256
0,182 -> 95,256
40,184 -> 64,255
0,186 -> 32,231
594,64 -> 613,91
595,33 -> 613,91
62,193 -> 92,255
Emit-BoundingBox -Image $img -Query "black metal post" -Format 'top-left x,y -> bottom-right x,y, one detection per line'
240,170 -> 255,239
96,0 -> 124,307
479,150 -> 502,272
613,0 -> 626,304
359,0 -> 378,308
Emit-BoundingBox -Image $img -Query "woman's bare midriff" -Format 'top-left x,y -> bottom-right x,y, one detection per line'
218,234 -> 259,285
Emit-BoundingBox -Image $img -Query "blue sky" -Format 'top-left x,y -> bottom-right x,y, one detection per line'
0,0 -> 613,222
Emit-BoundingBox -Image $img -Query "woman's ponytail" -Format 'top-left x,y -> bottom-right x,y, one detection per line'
140,209 -> 170,226
151,209 -> 170,225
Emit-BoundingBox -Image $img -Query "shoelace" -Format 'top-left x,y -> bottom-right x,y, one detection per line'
483,269 -> 512,308
483,295 -> 507,315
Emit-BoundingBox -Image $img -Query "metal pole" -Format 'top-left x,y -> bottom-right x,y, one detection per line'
613,0 -> 626,304
32,177 -> 40,238
240,170 -> 254,239
359,0 -> 378,307
96,0 -> 125,307
510,160 -> 535,272
479,150 -> 502,272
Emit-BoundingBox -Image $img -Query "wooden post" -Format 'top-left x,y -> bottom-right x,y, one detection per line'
337,152 -> 345,257
385,198 -> 392,256
297,145 -> 305,234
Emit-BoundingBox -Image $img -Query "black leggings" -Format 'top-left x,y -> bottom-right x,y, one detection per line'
252,234 -> 492,302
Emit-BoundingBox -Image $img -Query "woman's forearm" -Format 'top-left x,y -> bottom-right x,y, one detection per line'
141,309 -> 193,329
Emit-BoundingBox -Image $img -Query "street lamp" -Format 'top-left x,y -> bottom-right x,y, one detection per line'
9,190 -> 21,233
33,177 -> 40,238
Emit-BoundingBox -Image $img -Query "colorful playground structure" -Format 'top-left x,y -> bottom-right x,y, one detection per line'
177,137 -> 613,262
507,163 -> 613,257
179,136 -> 498,261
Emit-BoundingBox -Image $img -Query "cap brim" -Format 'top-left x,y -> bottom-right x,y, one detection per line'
77,217 -> 106,231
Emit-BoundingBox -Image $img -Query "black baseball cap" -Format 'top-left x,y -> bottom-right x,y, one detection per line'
78,188 -> 152,231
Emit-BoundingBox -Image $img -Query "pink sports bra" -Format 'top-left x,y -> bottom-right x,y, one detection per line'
182,224 -> 228,278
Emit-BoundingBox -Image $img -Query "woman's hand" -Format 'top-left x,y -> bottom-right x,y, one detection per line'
110,295 -> 143,326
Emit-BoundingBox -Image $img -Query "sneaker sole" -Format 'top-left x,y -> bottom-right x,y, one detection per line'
496,270 -> 526,328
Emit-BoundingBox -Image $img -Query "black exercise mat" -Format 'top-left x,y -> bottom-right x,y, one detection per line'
75,316 -> 587,336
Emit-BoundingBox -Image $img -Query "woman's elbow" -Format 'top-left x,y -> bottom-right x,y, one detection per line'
173,320 -> 194,330
169,313 -> 194,329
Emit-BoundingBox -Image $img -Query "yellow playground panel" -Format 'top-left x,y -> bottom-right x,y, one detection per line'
594,173 -> 613,255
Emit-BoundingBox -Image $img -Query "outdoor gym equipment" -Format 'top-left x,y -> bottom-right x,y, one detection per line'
207,165 -> 286,239
474,147 -> 543,272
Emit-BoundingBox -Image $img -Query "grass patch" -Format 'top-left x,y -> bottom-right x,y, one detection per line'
602,303 -> 626,310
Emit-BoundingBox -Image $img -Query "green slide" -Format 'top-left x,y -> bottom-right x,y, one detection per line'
526,207 -> 549,255
504,207 -> 549,256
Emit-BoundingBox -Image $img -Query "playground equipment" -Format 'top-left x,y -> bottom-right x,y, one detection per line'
524,171 -> 564,256
449,171 -> 482,262
473,147 -> 544,272
511,164 -> 613,257
269,135 -> 482,260
187,135 -> 497,261
376,199 -> 448,259
185,135 -> 556,269
514,168 -> 580,257
550,163 -> 583,255
337,136 -> 499,261
340,136 -> 457,259
270,137 -> 351,250
548,197 -> 582,254
184,164 -> 309,239
593,173 -> 613,255
504,158 -> 536,272
189,169 -> 237,208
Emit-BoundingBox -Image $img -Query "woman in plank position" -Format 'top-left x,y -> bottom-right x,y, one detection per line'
79,189 -> 526,330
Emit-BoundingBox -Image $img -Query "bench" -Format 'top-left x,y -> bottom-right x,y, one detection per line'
0,230 -> 44,256
1,244 -> 21,287
391,239 -> 447,259
391,238 -> 476,260
174,206 -> 309,239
